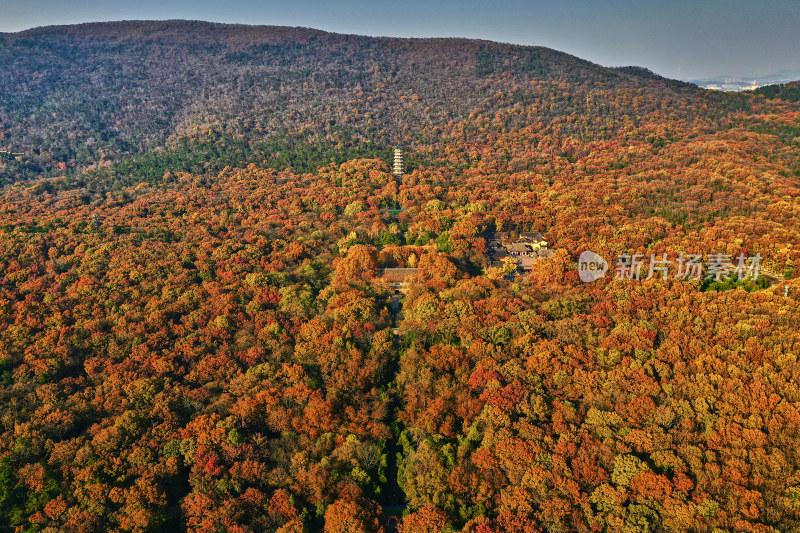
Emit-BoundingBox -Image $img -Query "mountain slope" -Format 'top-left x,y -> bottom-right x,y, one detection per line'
753,80 -> 800,102
0,20 -> 721,183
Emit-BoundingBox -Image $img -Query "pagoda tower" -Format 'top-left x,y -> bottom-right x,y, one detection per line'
393,146 -> 404,179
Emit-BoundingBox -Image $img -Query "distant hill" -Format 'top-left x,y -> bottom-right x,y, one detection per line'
0,20 -> 723,183
752,80 -> 800,102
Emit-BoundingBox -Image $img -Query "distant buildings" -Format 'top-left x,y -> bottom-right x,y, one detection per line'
378,267 -> 417,294
487,231 -> 553,271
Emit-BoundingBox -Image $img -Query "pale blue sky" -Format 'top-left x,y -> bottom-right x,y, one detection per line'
1,0 -> 799,80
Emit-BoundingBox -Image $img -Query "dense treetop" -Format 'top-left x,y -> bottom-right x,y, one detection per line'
0,20 -> 798,533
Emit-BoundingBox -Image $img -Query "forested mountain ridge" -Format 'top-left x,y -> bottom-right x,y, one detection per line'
0,20 -> 799,533
0,20 -> 752,184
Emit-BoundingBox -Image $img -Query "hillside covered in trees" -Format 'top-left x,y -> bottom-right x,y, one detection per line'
0,19 -> 741,184
0,20 -> 799,533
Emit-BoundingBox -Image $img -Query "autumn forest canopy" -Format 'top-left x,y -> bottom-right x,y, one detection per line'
0,19 -> 799,533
